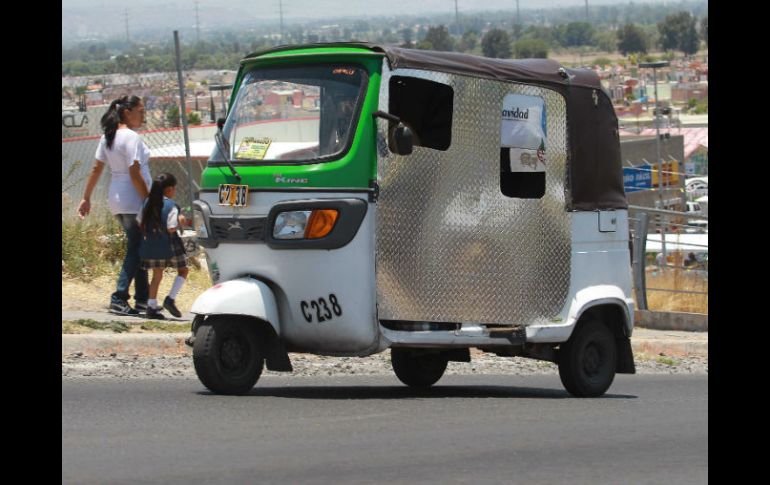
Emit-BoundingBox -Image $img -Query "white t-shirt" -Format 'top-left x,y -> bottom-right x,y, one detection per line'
95,128 -> 153,215
136,198 -> 179,230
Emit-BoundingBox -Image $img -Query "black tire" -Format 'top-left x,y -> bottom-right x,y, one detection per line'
193,316 -> 264,395
390,348 -> 448,387
558,320 -> 617,397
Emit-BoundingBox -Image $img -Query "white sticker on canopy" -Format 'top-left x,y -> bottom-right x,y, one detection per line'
501,94 -> 547,173
501,94 -> 546,148
508,147 -> 546,172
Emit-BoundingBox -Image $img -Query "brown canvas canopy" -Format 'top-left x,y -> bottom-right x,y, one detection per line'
243,43 -> 627,211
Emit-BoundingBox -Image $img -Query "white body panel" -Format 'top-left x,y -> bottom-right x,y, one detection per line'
191,277 -> 280,335
197,191 -> 379,355
527,210 -> 635,343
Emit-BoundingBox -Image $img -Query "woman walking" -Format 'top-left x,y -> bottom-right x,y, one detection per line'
77,95 -> 152,315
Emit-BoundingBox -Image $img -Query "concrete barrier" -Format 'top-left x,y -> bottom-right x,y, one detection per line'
635,310 -> 708,332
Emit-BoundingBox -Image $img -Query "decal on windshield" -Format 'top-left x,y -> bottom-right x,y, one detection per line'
235,137 -> 272,160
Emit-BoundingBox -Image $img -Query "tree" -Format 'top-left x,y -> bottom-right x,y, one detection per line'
594,30 -> 617,53
563,22 -> 595,47
481,29 -> 511,58
680,19 -> 700,55
420,25 -> 454,51
400,28 -> 414,47
658,12 -> 698,54
458,31 -> 479,53
617,23 -> 648,55
513,38 -> 549,59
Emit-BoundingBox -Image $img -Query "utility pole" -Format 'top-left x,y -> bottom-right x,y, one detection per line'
516,0 -> 520,23
455,0 -> 459,32
279,0 -> 284,44
174,31 -> 197,218
124,8 -> 130,43
585,0 -> 589,22
195,1 -> 200,44
640,60 -> 670,260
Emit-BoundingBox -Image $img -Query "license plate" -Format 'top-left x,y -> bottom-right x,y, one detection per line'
218,184 -> 249,207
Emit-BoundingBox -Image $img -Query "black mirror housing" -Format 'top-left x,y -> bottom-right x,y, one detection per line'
393,124 -> 414,155
217,117 -> 226,130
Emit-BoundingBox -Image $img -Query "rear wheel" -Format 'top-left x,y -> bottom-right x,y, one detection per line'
193,316 -> 264,395
558,320 -> 617,397
390,348 -> 448,387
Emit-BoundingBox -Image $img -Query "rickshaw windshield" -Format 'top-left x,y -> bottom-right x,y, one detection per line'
223,64 -> 367,163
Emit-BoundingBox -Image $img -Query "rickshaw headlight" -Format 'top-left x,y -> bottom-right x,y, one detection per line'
192,208 -> 208,239
273,210 -> 312,239
273,209 -> 340,240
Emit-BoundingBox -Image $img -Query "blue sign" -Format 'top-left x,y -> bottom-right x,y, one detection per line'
623,167 -> 652,193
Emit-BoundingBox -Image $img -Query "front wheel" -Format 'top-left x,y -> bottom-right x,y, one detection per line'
558,320 -> 617,397
193,316 -> 264,395
390,348 -> 448,387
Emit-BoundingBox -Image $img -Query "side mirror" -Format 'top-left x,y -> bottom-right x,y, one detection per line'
393,123 -> 414,156
217,117 -> 226,131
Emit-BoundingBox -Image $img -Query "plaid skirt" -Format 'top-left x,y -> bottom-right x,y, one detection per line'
141,233 -> 188,270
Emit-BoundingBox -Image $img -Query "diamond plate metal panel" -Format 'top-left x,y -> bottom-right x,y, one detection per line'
375,65 -> 570,325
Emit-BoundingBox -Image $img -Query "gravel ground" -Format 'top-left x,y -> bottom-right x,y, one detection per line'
61,350 -> 708,380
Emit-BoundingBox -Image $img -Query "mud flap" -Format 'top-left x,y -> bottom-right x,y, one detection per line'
256,324 -> 293,372
616,336 -> 636,374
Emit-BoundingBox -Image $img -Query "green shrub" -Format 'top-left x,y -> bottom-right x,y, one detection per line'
62,213 -> 126,280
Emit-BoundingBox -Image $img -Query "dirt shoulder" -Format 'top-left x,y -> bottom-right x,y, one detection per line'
62,263 -> 211,315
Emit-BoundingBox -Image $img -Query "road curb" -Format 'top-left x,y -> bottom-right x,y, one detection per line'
62,334 -> 191,357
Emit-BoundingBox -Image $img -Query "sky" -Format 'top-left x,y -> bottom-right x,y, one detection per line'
62,0 -> 681,43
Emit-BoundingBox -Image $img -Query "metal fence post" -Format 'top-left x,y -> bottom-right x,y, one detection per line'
660,215 -> 667,267
633,212 -> 649,310
173,30 -> 196,216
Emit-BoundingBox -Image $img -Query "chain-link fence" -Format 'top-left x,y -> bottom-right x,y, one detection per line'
62,71 -> 224,219
629,206 -> 708,315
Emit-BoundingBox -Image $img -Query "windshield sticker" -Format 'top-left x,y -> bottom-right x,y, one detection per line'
333,68 -> 357,76
501,94 -> 546,173
235,137 -> 272,160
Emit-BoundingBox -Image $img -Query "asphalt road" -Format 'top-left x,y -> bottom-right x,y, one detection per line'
62,375 -> 708,484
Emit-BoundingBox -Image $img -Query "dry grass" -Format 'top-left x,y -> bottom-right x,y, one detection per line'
61,319 -> 191,334
62,260 -> 212,314
640,266 -> 708,314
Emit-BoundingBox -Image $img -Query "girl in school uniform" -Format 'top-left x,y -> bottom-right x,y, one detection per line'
137,173 -> 188,319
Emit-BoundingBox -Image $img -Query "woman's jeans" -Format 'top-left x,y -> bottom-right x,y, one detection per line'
111,214 -> 149,305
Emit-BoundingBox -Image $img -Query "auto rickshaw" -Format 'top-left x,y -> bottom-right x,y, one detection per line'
188,42 -> 635,397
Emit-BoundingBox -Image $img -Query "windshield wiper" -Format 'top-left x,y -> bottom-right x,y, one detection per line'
215,118 -> 241,182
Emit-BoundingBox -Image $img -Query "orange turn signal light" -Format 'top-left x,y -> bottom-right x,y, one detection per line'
305,209 -> 339,239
